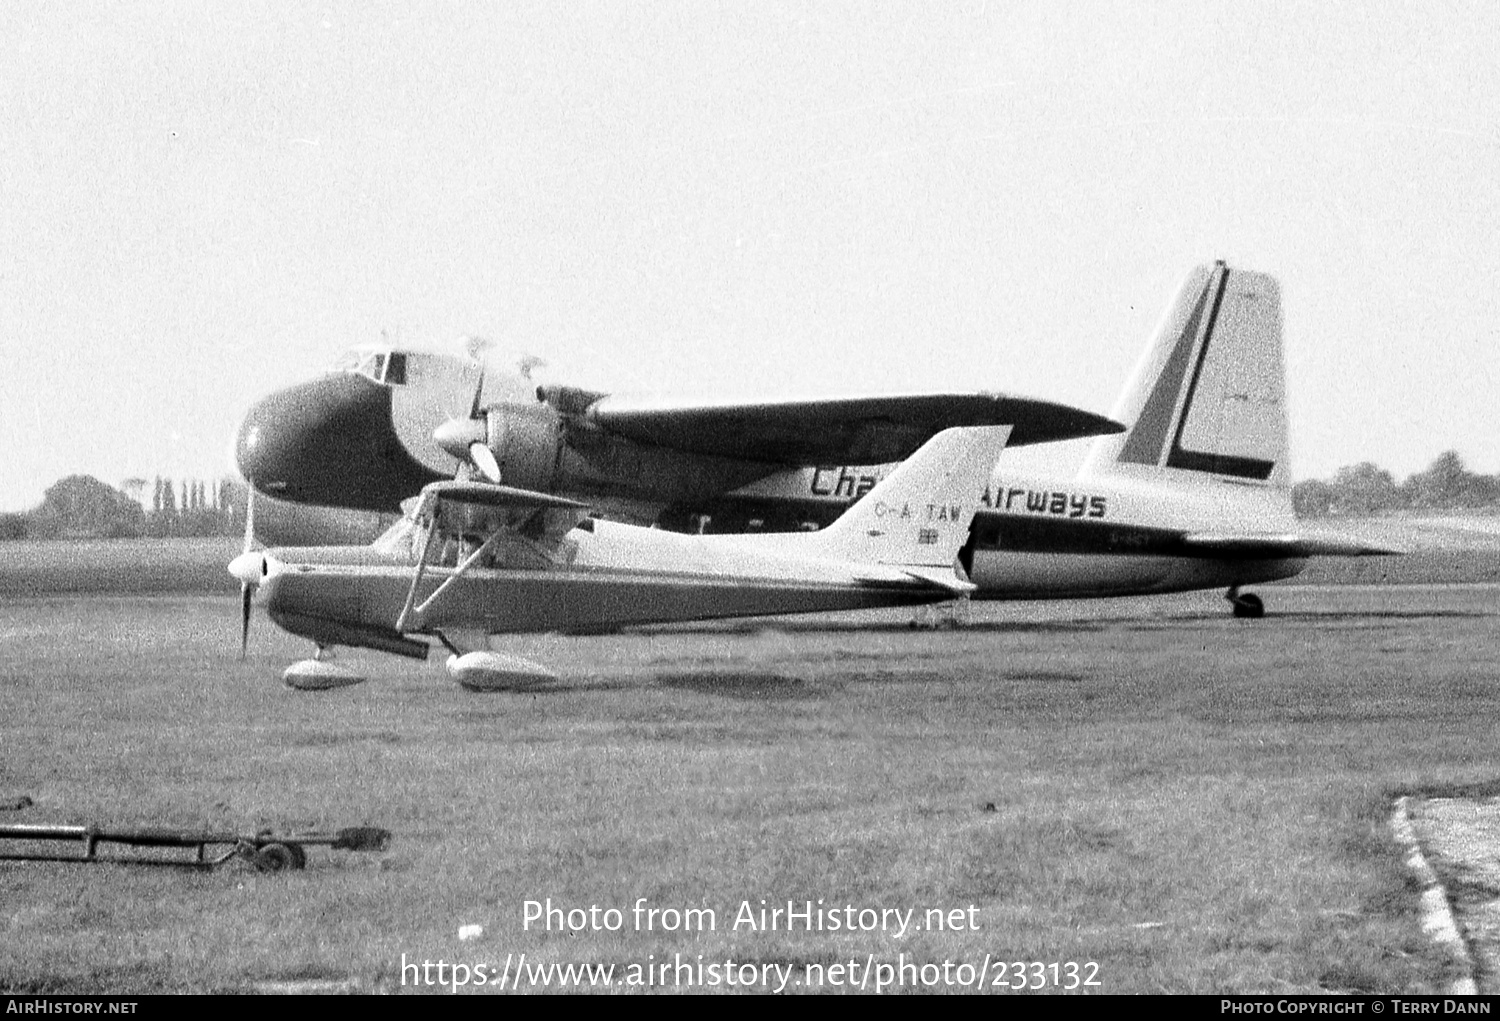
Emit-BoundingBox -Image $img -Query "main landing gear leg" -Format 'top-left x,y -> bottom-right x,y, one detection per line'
1225,586 -> 1265,619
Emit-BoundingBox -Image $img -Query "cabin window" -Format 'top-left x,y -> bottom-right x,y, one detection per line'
383,352 -> 407,385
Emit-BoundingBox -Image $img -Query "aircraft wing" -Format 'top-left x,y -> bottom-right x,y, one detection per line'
421,480 -> 589,511
573,392 -> 1124,465
414,480 -> 593,552
1180,532 -> 1405,558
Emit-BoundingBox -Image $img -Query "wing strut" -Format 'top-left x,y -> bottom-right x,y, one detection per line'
408,528 -> 511,628
394,509 -> 444,633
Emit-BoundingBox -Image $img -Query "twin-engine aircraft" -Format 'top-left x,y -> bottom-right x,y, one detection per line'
231,427 -> 1009,690
235,343 -> 1121,518
234,260 -> 1397,621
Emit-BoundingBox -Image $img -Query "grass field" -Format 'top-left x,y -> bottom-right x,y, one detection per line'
0,538 -> 240,596
2,586 -> 1496,993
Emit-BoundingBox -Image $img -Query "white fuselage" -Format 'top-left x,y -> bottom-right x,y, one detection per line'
726,462 -> 1307,599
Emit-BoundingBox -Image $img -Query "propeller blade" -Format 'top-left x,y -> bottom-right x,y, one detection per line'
468,367 -> 486,420
463,334 -> 495,363
240,583 -> 252,660
469,442 -> 501,484
433,369 -> 500,483
235,477 -> 257,658
242,475 -> 256,554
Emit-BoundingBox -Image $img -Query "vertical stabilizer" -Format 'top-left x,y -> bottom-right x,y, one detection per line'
800,426 -> 1011,567
1080,262 -> 1289,488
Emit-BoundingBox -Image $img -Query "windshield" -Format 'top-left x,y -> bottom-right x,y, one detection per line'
328,347 -> 406,386
372,515 -> 424,562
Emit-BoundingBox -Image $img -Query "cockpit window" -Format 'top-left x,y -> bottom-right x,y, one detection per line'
328,347 -> 407,386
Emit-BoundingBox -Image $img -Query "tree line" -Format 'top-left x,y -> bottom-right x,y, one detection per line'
1292,451 -> 1498,517
0,475 -> 249,540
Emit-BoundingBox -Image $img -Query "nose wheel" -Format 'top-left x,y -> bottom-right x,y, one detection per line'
1226,587 -> 1264,619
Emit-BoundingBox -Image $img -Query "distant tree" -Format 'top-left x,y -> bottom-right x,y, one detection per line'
28,475 -> 145,538
0,513 -> 26,540
1474,474 -> 1500,507
1292,479 -> 1335,518
1329,462 -> 1400,515
161,479 -> 177,517
1404,450 -> 1494,508
120,477 -> 147,508
219,478 -> 249,536
152,476 -> 163,514
174,477 -> 232,536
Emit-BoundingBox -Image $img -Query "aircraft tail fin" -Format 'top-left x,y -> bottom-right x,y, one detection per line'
1079,261 -> 1290,489
802,426 -> 1011,568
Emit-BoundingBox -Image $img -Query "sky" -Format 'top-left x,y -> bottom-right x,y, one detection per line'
2,2 -> 1496,511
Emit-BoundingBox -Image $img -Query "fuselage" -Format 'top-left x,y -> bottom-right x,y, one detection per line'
965,468 -> 1306,598
260,517 -> 964,652
684,462 -> 1309,599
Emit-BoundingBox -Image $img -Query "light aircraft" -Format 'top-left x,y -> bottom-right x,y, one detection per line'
231,426 -> 1010,690
233,260 -> 1398,619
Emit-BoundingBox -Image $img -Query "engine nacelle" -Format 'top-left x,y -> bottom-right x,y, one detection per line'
485,402 -> 563,492
535,384 -> 605,416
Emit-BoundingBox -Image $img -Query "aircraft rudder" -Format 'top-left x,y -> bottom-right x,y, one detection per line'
811,426 -> 1010,567
1079,261 -> 1290,489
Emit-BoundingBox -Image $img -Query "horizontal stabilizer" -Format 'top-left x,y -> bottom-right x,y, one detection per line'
1181,532 -> 1405,558
886,566 -> 980,595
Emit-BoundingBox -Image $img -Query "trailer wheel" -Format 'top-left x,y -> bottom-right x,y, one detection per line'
255,842 -> 306,872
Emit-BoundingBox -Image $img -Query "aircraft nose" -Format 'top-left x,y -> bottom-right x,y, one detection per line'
234,374 -> 438,512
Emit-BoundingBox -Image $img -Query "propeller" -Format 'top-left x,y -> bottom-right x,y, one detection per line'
432,369 -> 502,483
227,479 -> 262,659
